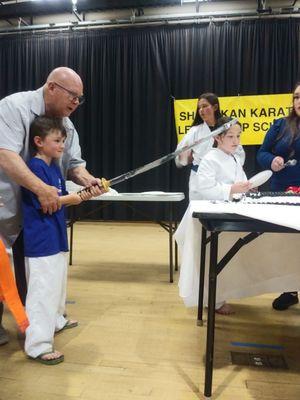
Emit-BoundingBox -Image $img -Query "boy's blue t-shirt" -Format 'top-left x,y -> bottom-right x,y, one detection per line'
22,157 -> 68,257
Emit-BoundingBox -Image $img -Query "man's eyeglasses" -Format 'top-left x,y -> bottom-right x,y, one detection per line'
53,82 -> 85,105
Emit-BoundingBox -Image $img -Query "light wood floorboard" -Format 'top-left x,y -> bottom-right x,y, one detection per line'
1,221 -> 300,400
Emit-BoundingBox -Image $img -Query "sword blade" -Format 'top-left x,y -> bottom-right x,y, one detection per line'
108,118 -> 237,187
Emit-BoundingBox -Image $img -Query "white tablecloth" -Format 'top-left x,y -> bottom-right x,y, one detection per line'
175,200 -> 300,307
66,181 -> 185,202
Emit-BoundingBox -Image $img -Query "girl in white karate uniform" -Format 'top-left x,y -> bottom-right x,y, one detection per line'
175,93 -> 245,200
195,119 -> 250,202
193,118 -> 251,314
177,119 -> 300,315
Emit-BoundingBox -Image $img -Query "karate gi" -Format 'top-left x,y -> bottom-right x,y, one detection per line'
22,158 -> 68,358
194,148 -> 247,201
175,123 -> 245,200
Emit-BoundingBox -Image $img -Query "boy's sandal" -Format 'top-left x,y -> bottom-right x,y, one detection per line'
29,351 -> 64,365
57,320 -> 78,333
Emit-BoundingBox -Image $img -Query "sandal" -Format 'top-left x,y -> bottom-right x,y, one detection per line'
56,319 -> 78,333
29,350 -> 64,365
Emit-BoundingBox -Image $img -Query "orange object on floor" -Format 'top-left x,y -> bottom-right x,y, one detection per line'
0,239 -> 29,333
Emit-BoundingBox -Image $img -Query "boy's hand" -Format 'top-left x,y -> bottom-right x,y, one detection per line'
78,188 -> 93,201
230,181 -> 251,195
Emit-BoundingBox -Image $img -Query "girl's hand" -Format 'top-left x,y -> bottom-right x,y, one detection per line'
230,181 -> 251,195
271,156 -> 284,172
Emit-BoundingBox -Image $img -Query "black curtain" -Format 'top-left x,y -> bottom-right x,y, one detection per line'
1,19 -> 300,221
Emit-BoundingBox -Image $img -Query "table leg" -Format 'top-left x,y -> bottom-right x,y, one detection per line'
197,226 -> 207,326
174,218 -> 178,272
169,202 -> 173,283
69,206 -> 75,266
204,231 -> 218,399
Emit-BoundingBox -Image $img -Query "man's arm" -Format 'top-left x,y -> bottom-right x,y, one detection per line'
67,165 -> 107,196
0,149 -> 60,214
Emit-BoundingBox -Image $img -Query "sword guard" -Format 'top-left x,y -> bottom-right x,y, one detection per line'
100,178 -> 110,192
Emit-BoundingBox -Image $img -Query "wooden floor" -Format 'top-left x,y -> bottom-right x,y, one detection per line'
1,221 -> 300,400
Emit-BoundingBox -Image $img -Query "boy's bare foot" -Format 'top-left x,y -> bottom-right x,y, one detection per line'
215,303 -> 235,315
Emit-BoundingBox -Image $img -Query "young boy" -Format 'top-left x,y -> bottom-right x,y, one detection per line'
22,116 -> 92,364
195,117 -> 251,201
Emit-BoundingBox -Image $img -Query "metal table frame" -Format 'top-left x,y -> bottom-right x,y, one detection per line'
192,211 -> 299,399
68,192 -> 185,283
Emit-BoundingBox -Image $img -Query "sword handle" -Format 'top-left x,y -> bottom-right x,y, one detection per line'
77,178 -> 110,196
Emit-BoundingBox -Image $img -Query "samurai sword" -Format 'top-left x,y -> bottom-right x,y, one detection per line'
86,118 -> 238,192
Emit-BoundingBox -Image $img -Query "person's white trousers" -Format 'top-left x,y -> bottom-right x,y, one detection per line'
24,252 -> 68,358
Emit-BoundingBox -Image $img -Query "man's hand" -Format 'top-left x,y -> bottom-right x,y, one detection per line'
85,177 -> 109,196
36,184 -> 60,214
68,166 -> 109,196
271,156 -> 284,172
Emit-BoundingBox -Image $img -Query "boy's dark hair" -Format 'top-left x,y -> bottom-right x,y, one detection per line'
29,116 -> 66,152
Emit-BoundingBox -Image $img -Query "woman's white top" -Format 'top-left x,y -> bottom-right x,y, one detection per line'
175,123 -> 214,167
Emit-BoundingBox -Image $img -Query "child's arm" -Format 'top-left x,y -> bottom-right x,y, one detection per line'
195,156 -> 251,200
59,193 -> 82,206
59,189 -> 93,207
230,181 -> 251,196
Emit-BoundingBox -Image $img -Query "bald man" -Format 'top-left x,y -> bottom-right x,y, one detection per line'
0,67 -> 103,344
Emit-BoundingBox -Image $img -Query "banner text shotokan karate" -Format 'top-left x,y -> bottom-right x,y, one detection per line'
174,93 -> 293,145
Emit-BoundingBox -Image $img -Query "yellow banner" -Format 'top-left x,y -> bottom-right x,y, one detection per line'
174,93 -> 293,145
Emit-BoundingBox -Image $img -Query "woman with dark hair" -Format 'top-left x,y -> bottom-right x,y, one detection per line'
175,93 -> 245,200
257,82 -> 300,311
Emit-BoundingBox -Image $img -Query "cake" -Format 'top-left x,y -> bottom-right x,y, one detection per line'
232,192 -> 300,205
